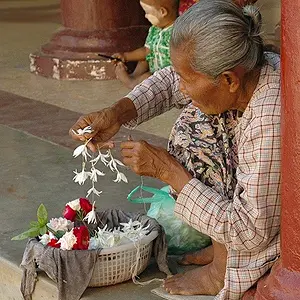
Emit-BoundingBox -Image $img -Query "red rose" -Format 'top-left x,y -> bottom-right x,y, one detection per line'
63,205 -> 77,221
48,238 -> 60,248
79,198 -> 92,215
73,226 -> 90,250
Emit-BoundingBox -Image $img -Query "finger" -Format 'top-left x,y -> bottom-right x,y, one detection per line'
69,127 -> 86,142
86,140 -> 115,153
122,157 -> 135,167
116,61 -> 126,69
96,141 -> 115,150
86,141 -> 97,153
120,141 -> 137,149
120,148 -> 135,158
69,120 -> 93,142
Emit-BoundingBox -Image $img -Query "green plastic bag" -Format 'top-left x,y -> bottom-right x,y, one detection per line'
127,185 -> 211,255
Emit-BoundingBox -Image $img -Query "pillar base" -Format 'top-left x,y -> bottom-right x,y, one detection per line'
255,259 -> 300,300
29,52 -> 117,80
30,23 -> 149,80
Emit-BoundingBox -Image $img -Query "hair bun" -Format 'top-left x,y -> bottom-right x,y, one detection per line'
243,5 -> 262,40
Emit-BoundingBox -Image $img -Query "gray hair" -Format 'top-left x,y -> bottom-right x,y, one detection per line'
171,0 -> 264,78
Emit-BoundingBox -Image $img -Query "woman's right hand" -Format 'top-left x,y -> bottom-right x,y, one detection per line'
69,107 -> 121,152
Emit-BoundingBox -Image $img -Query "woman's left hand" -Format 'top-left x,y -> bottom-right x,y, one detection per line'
120,140 -> 192,192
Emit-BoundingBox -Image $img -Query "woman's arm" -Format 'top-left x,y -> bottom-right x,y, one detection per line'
69,67 -> 190,150
124,66 -> 191,129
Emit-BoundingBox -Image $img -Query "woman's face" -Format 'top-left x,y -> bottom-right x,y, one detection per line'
171,46 -> 238,115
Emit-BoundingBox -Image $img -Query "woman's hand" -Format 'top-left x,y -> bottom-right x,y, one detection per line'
70,98 -> 138,152
120,140 -> 193,193
69,108 -> 121,152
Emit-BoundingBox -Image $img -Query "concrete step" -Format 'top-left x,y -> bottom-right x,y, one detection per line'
0,256 -> 168,300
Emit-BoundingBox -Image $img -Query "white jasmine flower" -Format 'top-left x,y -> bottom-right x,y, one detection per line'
101,234 -> 115,248
123,223 -> 150,242
73,137 -> 93,160
39,233 -> 50,246
73,144 -> 85,158
58,229 -> 77,250
113,159 -> 125,167
136,224 -> 150,238
90,167 -> 105,182
73,169 -> 91,185
49,231 -> 56,240
100,152 -> 110,165
47,217 -> 74,232
90,150 -> 109,165
86,186 -> 102,197
94,227 -> 117,248
66,198 -> 81,211
74,126 -> 93,135
120,219 -> 141,231
96,224 -> 109,234
83,201 -> 97,224
108,159 -> 117,172
113,172 -> 128,183
89,153 -> 101,164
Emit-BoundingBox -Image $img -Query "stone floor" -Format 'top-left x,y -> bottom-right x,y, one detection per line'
0,0 -> 280,299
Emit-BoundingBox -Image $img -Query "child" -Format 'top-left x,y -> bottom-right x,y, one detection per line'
113,0 -> 179,89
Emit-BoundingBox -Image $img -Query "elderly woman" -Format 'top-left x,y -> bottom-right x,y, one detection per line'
70,0 -> 280,299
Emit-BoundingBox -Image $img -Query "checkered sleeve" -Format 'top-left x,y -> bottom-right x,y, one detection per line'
123,66 -> 191,129
175,114 -> 281,251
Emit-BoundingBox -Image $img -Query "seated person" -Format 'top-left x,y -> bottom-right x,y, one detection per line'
113,0 -> 179,89
70,1 -> 281,298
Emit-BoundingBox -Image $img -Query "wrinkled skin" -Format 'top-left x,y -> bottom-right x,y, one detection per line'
69,108 -> 121,152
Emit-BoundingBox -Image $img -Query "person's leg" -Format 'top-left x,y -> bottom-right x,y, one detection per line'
178,244 -> 214,265
115,61 -> 151,89
164,240 -> 227,296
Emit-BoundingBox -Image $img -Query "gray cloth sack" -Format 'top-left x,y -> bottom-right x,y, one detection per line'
20,209 -> 171,300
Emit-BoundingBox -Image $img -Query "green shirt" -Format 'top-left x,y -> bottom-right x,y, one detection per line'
145,25 -> 173,74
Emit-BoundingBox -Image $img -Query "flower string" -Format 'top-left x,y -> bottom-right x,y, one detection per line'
72,127 -> 128,203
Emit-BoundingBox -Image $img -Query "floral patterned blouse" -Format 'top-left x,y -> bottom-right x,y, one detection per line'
168,105 -> 241,199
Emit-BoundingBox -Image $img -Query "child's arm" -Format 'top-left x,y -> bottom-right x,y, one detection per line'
113,47 -> 150,62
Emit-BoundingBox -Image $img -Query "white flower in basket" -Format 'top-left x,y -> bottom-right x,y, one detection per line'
83,202 -> 97,224
58,229 -> 77,250
47,217 -> 73,232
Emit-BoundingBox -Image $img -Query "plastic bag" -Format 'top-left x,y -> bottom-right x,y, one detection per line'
127,185 -> 211,255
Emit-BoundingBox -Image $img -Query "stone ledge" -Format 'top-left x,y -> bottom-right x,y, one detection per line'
0,257 -> 57,300
29,52 -> 117,80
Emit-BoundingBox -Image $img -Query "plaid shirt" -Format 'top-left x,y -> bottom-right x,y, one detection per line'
125,53 -> 281,299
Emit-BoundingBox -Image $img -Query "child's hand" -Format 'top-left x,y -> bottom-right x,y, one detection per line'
112,53 -> 126,63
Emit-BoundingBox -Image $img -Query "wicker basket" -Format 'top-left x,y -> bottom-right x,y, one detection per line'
88,230 -> 158,287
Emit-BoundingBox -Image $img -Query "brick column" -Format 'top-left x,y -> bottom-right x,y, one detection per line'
30,0 -> 149,80
254,0 -> 300,298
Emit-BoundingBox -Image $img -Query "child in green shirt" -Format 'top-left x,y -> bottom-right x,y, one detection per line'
113,0 -> 179,89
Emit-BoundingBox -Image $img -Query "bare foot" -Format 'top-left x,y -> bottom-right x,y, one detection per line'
115,63 -> 133,88
178,245 -> 214,266
163,262 -> 224,296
